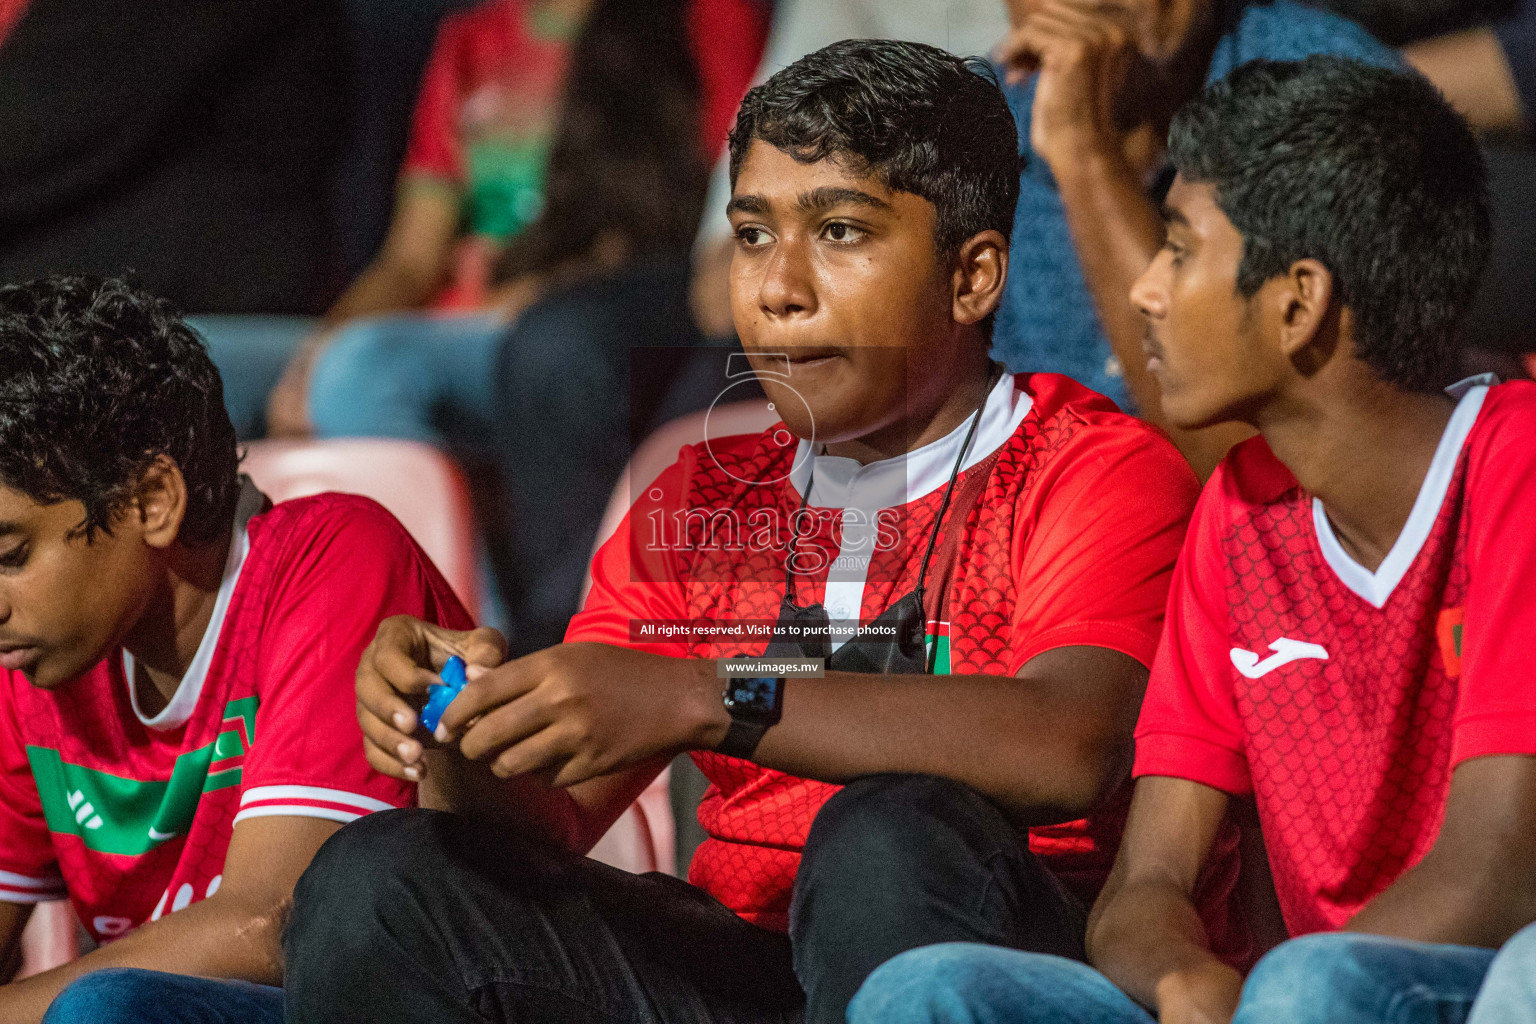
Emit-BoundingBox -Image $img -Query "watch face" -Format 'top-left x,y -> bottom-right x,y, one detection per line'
725,676 -> 780,715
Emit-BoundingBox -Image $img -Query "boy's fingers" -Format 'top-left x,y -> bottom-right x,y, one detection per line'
457,627 -> 509,669
437,659 -> 540,737
358,702 -> 421,765
456,696 -> 556,763
362,734 -> 422,782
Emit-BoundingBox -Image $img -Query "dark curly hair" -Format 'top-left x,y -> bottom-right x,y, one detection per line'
0,276 -> 239,544
1168,57 -> 1491,393
728,38 -> 1021,264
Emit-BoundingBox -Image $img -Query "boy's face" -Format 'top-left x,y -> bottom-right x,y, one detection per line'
727,141 -> 967,446
1131,175 -> 1282,429
0,486 -> 154,688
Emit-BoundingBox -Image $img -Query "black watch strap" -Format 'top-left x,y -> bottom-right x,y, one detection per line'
716,718 -> 772,760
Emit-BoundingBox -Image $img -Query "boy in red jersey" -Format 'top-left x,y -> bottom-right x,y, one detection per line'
283,38 -> 1209,1024
0,277 -> 473,1024
848,56 -> 1536,1024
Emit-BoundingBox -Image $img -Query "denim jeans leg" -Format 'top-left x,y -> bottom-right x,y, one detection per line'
1234,932 -> 1496,1024
188,314 -> 318,441
1467,922 -> 1536,1024
43,968 -> 284,1024
849,945 -> 1156,1024
307,312 -> 501,443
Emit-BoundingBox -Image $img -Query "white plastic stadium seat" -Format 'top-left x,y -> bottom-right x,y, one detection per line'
17,901 -> 79,978
241,438 -> 481,619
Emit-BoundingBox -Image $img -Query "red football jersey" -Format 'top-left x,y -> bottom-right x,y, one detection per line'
0,485 -> 473,943
1134,378 -> 1536,936
569,373 -> 1200,930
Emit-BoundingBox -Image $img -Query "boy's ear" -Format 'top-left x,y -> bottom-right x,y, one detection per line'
1273,257 -> 1336,362
951,229 -> 1009,328
132,455 -> 189,551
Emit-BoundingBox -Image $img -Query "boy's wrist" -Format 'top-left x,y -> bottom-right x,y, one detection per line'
681,658 -> 732,752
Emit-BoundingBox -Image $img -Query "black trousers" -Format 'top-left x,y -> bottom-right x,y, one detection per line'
282,774 -> 1086,1024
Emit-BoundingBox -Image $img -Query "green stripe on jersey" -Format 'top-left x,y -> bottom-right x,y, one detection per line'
28,696 -> 258,856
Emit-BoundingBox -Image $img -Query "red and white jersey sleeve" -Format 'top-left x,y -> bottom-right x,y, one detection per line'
0,710 -> 64,904
1133,461 -> 1254,794
1452,386 -> 1536,763
234,497 -> 475,827
1004,416 -> 1200,674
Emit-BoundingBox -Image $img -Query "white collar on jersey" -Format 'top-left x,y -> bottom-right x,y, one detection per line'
788,371 -> 1032,511
1311,373 -> 1496,609
124,475 -> 266,731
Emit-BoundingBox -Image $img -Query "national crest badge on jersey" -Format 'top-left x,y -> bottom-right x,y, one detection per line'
28,696 -> 259,855
1436,607 -> 1465,678
925,621 -> 951,675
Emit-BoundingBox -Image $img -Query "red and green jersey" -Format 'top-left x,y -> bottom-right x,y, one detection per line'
568,372 -> 1201,930
1135,377 -> 1536,937
0,482 -> 473,943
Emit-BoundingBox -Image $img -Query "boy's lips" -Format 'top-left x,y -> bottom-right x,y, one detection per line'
0,645 -> 40,672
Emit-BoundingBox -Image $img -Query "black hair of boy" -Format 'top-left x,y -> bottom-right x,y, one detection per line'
0,275 -> 240,544
728,38 -> 1021,271
1168,55 -> 1492,393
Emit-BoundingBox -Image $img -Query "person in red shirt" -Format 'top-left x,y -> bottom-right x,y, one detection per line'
847,56 -> 1536,1024
0,277 -> 473,1024
282,38 -> 1203,1024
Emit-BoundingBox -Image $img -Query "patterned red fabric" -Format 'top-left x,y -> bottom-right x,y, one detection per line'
0,494 -> 472,943
1135,381 -> 1536,937
569,373 -> 1199,930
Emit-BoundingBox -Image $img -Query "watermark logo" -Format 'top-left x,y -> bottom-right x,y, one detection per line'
705,352 -> 813,486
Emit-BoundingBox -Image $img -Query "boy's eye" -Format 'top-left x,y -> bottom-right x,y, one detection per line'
822,222 -> 866,243
735,226 -> 771,247
1160,238 -> 1188,266
0,544 -> 28,570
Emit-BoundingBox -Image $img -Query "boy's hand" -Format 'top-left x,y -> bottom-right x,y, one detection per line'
356,615 -> 508,781
436,643 -> 723,788
1155,961 -> 1242,1024
995,0 -> 1141,169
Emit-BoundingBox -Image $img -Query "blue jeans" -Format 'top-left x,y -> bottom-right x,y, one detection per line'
307,311 -> 501,444
851,933 -> 1499,1024
43,968 -> 283,1024
1468,922 -> 1536,1024
188,315 -> 317,441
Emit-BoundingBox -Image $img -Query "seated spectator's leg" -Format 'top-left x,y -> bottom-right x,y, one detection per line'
307,312 -> 501,444
187,315 -> 317,440
1467,922 -> 1536,1024
42,968 -> 283,1024
849,944 -> 1155,1024
790,774 -> 1086,1024
283,807 -> 803,1024
1233,932 -> 1496,1024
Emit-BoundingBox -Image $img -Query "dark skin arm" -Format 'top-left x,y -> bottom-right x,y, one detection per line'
0,816 -> 338,1023
997,0 -> 1252,478
1347,754 -> 1536,947
1086,775 -> 1242,1024
0,903 -> 31,984
360,616 -> 1149,828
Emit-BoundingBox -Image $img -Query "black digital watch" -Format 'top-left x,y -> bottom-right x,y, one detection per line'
716,675 -> 785,759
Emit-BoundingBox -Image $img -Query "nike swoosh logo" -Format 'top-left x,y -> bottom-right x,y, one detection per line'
1230,637 -> 1330,679
147,827 -> 178,842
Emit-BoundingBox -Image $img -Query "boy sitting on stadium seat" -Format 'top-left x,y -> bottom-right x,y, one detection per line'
849,57 -> 1536,1024
0,277 -> 473,1024
282,38 -> 1210,1024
